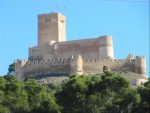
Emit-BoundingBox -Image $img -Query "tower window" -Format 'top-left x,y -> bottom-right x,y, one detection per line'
60,20 -> 64,23
45,18 -> 51,22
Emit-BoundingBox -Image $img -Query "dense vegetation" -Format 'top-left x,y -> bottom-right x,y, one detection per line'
0,71 -> 149,113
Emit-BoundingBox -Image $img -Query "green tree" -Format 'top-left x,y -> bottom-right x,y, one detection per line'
57,75 -> 91,113
4,78 -> 29,113
0,77 -> 6,91
4,74 -> 17,82
1,71 -> 148,113
8,63 -> 15,74
0,105 -> 10,113
57,72 -> 140,113
1,75 -> 60,113
25,80 -> 60,113
133,78 -> 150,113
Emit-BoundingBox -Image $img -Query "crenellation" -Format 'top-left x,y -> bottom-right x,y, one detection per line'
135,56 -> 145,59
26,57 -> 74,65
15,12 -> 147,86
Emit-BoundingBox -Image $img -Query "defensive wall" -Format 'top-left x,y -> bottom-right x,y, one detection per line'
29,35 -> 114,61
15,54 -> 146,83
14,12 -> 147,86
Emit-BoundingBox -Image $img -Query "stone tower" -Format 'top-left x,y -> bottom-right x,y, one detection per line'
71,55 -> 83,74
38,13 -> 66,46
135,56 -> 146,77
99,36 -> 114,59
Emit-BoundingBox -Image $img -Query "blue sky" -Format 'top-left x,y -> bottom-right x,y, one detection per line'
0,0 -> 149,76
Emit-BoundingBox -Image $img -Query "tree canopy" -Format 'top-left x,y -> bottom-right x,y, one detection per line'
0,72 -> 149,113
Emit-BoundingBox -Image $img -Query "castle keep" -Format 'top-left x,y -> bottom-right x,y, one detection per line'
15,13 -> 147,85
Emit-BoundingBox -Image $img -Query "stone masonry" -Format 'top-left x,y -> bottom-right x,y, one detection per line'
15,12 -> 147,86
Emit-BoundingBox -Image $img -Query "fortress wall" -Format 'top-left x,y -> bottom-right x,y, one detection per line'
82,57 -> 140,74
29,36 -> 114,61
57,37 -> 98,44
55,37 -> 99,57
24,64 -> 71,78
111,56 -> 146,78
111,60 -> 135,72
82,57 -> 114,74
110,60 -> 126,71
82,55 -> 146,79
29,45 -> 56,60
110,55 -> 146,78
29,46 -> 43,59
15,55 -> 147,81
53,36 -> 114,59
15,58 -> 72,80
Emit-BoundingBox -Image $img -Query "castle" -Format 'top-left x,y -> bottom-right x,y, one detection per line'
15,13 -> 147,86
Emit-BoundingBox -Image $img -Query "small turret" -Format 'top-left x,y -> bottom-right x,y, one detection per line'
71,55 -> 83,74
14,60 -> 27,80
135,56 -> 146,77
126,54 -> 135,61
98,35 -> 114,59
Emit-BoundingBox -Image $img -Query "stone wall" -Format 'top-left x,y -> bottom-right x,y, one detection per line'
15,58 -> 71,80
15,54 -> 146,81
15,12 -> 147,86
29,35 -> 114,61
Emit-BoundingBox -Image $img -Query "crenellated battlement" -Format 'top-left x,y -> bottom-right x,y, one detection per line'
15,12 -> 147,86
15,57 -> 72,65
15,55 -> 82,68
27,58 -> 71,65
114,59 -> 126,62
15,52 -> 147,82
135,56 -> 145,59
